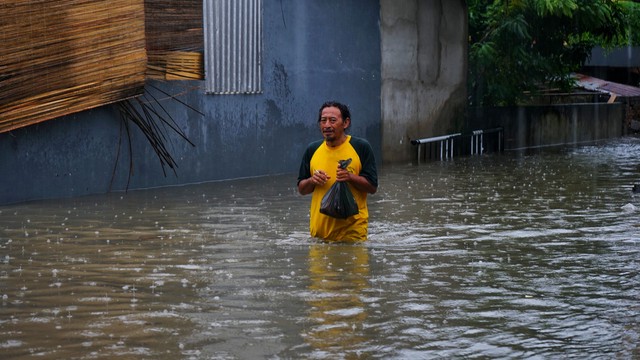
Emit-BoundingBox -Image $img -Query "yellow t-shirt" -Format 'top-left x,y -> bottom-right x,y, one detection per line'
298,135 -> 378,241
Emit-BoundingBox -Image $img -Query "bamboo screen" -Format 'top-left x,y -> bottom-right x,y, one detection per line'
0,0 -> 147,133
145,0 -> 204,80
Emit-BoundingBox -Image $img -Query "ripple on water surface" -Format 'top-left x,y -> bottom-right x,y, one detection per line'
2,138 -> 640,358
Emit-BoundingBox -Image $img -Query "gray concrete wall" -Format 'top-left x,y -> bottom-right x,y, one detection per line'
587,46 -> 640,67
380,0 -> 467,163
0,0 -> 382,205
467,103 -> 626,151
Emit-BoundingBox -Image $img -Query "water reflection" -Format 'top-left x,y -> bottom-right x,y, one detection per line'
1,137 -> 640,358
305,243 -> 370,357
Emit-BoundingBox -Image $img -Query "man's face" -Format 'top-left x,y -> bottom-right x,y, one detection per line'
319,106 -> 349,143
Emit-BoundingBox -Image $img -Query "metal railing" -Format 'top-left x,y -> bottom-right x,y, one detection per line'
411,133 -> 461,162
470,127 -> 503,155
411,127 -> 503,163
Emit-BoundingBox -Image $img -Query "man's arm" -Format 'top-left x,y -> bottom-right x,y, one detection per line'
298,177 -> 315,195
348,137 -> 378,193
297,141 -> 324,195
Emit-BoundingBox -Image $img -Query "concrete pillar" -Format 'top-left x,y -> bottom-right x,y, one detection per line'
380,0 -> 467,163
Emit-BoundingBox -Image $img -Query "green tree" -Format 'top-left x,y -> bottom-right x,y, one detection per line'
468,0 -> 639,106
619,0 -> 640,46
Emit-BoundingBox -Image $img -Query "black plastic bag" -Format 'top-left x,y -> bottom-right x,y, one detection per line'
319,158 -> 359,219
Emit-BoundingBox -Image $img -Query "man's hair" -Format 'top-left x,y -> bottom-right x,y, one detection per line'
317,101 -> 351,124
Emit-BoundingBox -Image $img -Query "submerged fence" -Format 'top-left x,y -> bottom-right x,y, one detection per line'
411,127 -> 503,163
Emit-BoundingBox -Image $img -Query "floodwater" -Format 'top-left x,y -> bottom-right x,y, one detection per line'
1,137 -> 640,359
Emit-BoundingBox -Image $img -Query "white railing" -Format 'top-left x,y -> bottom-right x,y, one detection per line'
411,127 -> 503,163
411,133 -> 461,162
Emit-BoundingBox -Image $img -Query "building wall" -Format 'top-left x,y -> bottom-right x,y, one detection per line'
380,0 -> 468,163
467,103 -> 626,151
0,0 -> 382,205
587,46 -> 640,68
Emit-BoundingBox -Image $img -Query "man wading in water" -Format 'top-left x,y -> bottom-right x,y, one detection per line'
297,101 -> 378,241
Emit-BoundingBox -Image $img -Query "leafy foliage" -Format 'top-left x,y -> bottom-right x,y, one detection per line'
618,1 -> 640,47
468,0 -> 639,106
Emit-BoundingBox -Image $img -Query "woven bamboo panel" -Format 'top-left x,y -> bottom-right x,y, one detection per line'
145,0 -> 203,80
147,51 -> 204,80
0,0 -> 147,133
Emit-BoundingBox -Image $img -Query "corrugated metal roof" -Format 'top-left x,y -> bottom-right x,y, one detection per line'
575,73 -> 640,98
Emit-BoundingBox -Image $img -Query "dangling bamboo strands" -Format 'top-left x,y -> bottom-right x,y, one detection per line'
115,91 -> 196,183
0,0 -> 146,133
144,0 -> 204,80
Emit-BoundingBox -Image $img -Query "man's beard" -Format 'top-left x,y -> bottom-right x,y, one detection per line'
323,131 -> 335,141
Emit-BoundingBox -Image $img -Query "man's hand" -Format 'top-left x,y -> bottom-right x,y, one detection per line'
312,169 -> 330,186
335,167 -> 351,182
298,169 -> 330,195
336,165 -> 377,194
